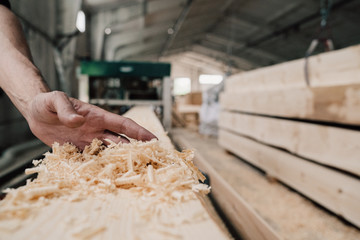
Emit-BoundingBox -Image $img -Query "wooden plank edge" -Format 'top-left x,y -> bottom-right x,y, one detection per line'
172,134 -> 281,240
219,111 -> 360,176
219,129 -> 360,229
220,84 -> 360,126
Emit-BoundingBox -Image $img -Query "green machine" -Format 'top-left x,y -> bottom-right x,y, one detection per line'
78,61 -> 172,130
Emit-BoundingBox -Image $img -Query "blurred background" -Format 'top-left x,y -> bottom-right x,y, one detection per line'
1,0 -> 360,189
2,1 -> 360,238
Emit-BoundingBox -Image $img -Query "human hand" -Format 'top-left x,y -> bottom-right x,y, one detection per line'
26,91 -> 157,150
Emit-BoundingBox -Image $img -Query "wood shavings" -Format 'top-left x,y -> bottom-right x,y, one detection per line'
24,165 -> 47,175
24,186 -> 60,200
72,225 -> 106,240
0,138 -> 209,220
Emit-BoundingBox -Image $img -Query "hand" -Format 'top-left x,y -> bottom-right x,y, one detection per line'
26,91 -> 157,150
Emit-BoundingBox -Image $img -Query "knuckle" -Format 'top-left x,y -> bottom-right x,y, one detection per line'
122,117 -> 133,126
52,90 -> 66,98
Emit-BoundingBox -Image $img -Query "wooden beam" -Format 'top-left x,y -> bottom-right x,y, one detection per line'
218,129 -> 360,229
225,45 -> 360,92
219,111 -> 360,176
220,83 -> 360,125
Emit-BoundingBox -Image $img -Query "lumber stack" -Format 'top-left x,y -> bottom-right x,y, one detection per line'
0,107 -> 230,240
171,128 -> 360,240
219,45 -> 360,231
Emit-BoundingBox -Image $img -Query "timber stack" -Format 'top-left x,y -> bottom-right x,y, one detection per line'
218,45 -> 360,238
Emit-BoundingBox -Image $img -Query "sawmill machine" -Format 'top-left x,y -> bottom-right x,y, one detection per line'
78,60 -> 172,130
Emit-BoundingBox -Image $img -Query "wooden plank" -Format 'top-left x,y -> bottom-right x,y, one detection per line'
172,128 -> 360,240
220,84 -> 360,125
225,44 -> 360,92
124,106 -> 173,149
219,111 -> 360,176
218,129 -> 360,229
171,131 -> 281,240
0,107 -> 230,240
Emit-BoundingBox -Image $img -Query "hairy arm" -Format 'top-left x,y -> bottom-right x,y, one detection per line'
0,6 -> 157,150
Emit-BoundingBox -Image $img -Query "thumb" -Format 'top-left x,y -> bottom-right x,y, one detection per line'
51,91 -> 85,128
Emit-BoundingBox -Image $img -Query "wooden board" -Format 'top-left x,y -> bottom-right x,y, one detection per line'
0,191 -> 230,240
171,131 -> 281,240
220,84 -> 360,125
225,45 -> 360,92
171,128 -> 360,240
123,106 -> 173,150
218,129 -> 360,229
0,107 -> 231,240
219,111 -> 360,176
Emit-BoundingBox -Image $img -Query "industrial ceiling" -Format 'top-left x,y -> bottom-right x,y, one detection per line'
84,0 -> 360,72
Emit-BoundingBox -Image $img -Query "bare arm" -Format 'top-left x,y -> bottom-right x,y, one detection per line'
0,6 -> 157,150
0,5 -> 49,118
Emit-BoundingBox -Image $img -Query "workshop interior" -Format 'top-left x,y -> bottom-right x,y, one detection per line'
1,0 -> 360,239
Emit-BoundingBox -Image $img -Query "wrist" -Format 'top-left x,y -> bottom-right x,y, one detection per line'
9,70 -> 49,121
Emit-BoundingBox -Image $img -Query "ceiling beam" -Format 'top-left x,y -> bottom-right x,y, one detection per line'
113,37 -> 167,60
159,0 -> 193,57
204,33 -> 285,63
187,0 -> 225,18
191,44 -> 257,70
169,33 -> 204,49
245,0 -> 356,48
105,22 -> 169,52
147,0 -> 187,14
144,5 -> 182,25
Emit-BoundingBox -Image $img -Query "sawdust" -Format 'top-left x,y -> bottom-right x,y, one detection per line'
0,138 -> 210,220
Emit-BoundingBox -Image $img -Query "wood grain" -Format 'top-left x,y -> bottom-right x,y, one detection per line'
220,84 -> 360,125
172,128 -> 360,240
225,45 -> 360,92
218,129 -> 360,229
219,111 -> 360,176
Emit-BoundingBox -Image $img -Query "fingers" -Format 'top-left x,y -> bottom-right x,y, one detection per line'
50,91 -> 85,128
67,98 -> 157,141
102,130 -> 130,145
103,112 -> 157,141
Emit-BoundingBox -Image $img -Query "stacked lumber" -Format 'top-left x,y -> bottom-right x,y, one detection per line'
0,107 -> 230,240
221,45 -> 360,125
171,128 -> 360,240
219,45 -> 360,232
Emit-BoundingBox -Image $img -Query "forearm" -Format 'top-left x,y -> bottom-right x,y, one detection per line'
0,6 -> 49,120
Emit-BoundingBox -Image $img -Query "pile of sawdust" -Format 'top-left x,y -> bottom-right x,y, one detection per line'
0,139 -> 210,219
